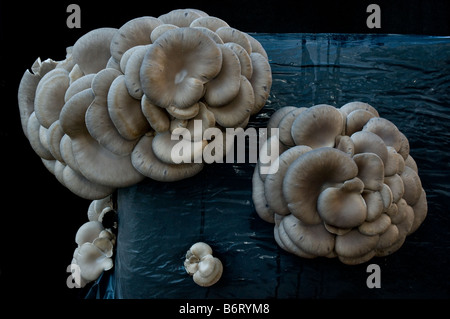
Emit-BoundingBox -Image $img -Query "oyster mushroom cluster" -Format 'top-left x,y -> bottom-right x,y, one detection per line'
252,102 -> 428,265
184,242 -> 223,287
18,8 -> 272,200
70,196 -> 117,287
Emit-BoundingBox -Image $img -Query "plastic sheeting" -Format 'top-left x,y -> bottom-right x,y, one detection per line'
95,33 -> 450,299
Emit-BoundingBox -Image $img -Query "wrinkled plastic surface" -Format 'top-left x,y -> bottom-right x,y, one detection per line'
93,33 -> 450,299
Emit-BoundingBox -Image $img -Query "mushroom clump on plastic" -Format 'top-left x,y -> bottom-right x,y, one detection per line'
18,8 -> 272,200
252,102 -> 428,265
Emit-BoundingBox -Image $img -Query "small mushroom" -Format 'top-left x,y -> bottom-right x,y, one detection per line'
184,242 -> 223,287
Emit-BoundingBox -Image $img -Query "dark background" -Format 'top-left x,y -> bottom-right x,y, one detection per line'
0,0 -> 448,311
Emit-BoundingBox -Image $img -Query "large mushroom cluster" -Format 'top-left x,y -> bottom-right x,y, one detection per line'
252,102 -> 428,265
18,9 -> 272,200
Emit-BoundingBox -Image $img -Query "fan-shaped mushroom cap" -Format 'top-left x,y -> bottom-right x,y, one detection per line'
277,107 -> 307,146
207,75 -> 254,128
158,9 -> 206,27
245,33 -> 269,60
359,213 -> 391,236
350,131 -> 388,164
291,104 -> 344,148
282,214 -> 335,257
107,75 -> 150,140
340,101 -> 379,117
384,174 -> 405,203
131,134 -> 204,182
110,16 -> 162,63
317,177 -> 367,229
72,28 -> 117,74
266,106 -> 297,136
362,190 -> 385,222
216,27 -> 252,54
184,242 -> 223,287
166,103 -> 200,120
335,229 -> 379,265
34,68 -> 70,128
224,43 -> 253,80
190,16 -> 229,31
345,109 -> 377,135
150,24 -> 178,42
264,145 -> 312,215
283,147 -> 358,224
353,152 -> 384,191
363,117 -> 403,152
400,166 -> 423,206
275,217 -> 316,258
140,28 -> 222,109
204,44 -> 241,107
64,73 -> 96,102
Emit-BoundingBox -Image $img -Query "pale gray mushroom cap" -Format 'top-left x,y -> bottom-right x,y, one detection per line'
110,16 -> 162,63
291,104 -> 344,148
131,135 -> 204,182
140,27 -> 222,109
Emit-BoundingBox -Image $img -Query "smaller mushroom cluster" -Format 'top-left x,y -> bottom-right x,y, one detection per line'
252,102 -> 428,265
184,242 -> 223,287
70,196 -> 117,287
18,9 -> 272,200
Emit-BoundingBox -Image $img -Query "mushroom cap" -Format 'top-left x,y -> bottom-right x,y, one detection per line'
400,166 -> 423,206
110,16 -> 162,63
277,107 -> 307,146
215,27 -> 252,54
158,9 -> 206,27
34,68 -> 70,128
190,16 -> 229,31
340,101 -> 379,117
72,28 -> 117,74
291,104 -> 344,148
124,45 -> 150,99
206,75 -> 254,128
224,42 -> 253,80
345,109 -> 377,136
363,117 -> 403,152
193,255 -> 223,287
282,214 -> 335,257
352,152 -> 385,191
26,112 -> 54,160
350,131 -> 388,164
131,134 -> 204,182
335,229 -> 379,259
75,242 -> 114,282
140,27 -> 222,109
203,44 -> 241,107
317,178 -> 367,229
283,147 -> 358,224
